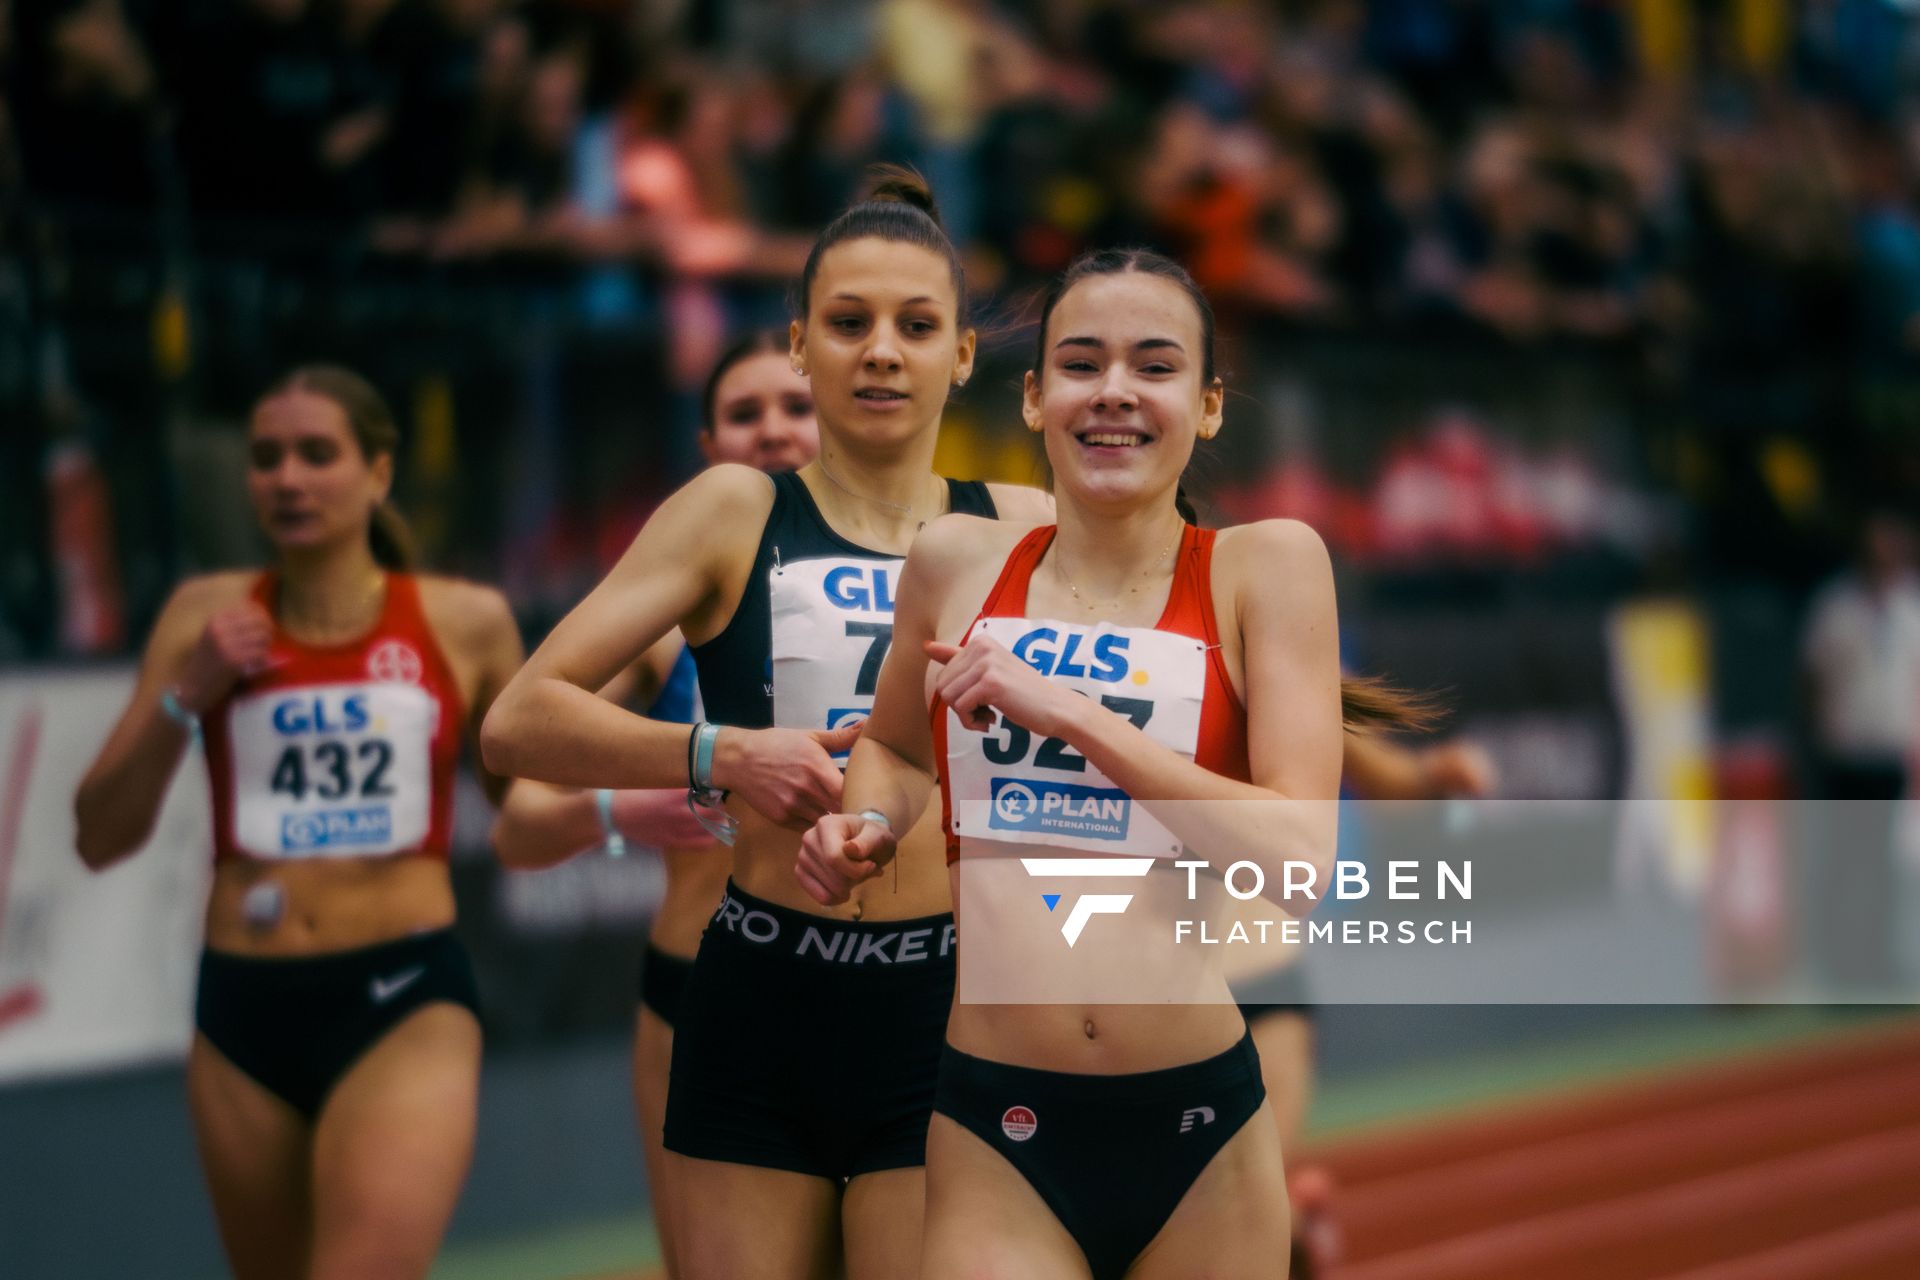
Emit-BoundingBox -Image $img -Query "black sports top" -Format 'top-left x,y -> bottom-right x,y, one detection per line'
691,471 -> 997,741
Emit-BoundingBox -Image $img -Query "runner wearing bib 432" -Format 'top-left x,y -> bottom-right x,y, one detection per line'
206,573 -> 463,865
75,366 -> 522,1280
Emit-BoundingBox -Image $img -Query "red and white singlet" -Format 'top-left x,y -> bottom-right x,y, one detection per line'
202,573 -> 464,864
936,524 -> 1250,866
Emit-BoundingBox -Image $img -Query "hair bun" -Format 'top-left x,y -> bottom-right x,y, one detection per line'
864,163 -> 942,227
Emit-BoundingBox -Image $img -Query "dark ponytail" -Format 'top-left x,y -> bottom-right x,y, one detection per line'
368,502 -> 416,571
264,365 -> 416,570
793,164 -> 967,322
1175,485 -> 1198,524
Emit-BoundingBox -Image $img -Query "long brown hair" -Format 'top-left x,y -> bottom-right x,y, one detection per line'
263,365 -> 415,570
1033,248 -> 1433,733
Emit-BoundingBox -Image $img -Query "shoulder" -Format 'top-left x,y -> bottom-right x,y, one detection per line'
415,575 -> 520,654
1213,520 -> 1335,623
984,482 -> 1055,525
631,463 -> 778,564
909,512 -> 1031,575
670,462 -> 779,519
1215,519 -> 1333,583
164,570 -> 259,616
143,570 -> 259,667
155,570 -> 257,634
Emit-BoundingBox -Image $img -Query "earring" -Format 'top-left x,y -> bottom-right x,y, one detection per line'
954,376 -> 968,388
791,359 -> 806,376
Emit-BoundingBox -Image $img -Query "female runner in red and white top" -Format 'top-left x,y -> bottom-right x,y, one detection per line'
800,249 -> 1407,1278
75,367 -> 525,1280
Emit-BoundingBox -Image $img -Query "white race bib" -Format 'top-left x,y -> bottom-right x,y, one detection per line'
770,557 -> 900,760
947,616 -> 1207,858
227,682 -> 437,859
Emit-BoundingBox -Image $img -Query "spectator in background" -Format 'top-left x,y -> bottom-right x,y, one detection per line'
1851,130 -> 1920,358
1144,103 -> 1341,318
372,0 -> 514,228
1801,509 -> 1920,988
782,68 -> 894,229
1363,0 -> 1506,140
1796,0 -> 1916,122
7,0 -> 163,232
160,0 -> 379,241
483,40 -> 585,245
877,0 -> 1048,247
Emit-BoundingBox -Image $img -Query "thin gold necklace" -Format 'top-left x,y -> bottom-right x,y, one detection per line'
818,455 -> 943,528
282,572 -> 386,635
1054,527 -> 1182,611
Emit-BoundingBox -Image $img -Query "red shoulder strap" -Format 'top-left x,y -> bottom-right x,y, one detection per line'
380,571 -> 425,630
1175,526 -> 1225,649
977,526 -> 1056,619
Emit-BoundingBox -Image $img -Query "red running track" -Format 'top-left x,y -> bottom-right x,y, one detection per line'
1306,1018 -> 1920,1280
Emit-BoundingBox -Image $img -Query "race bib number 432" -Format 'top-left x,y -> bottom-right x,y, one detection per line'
770,557 -> 899,759
226,683 -> 435,858
947,616 -> 1206,857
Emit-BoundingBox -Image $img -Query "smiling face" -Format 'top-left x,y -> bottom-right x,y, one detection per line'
701,351 -> 819,472
792,237 -> 976,452
1024,270 -> 1223,513
246,389 -> 391,554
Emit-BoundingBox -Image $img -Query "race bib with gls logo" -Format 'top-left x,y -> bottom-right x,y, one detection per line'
226,682 -> 436,858
947,616 -> 1206,857
770,557 -> 898,762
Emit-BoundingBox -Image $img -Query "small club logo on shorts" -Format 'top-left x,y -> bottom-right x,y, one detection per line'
1001,1106 -> 1038,1143
367,640 -> 424,685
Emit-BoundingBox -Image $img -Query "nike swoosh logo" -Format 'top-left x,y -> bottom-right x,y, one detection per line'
370,966 -> 426,1003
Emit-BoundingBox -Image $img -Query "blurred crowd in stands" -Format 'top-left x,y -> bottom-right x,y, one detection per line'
8,0 -> 1920,353
3,0 -> 1919,666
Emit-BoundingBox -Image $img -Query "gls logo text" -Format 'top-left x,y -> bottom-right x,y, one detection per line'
1010,628 -> 1131,683
823,566 -> 895,612
1021,857 -> 1155,946
271,693 -> 370,736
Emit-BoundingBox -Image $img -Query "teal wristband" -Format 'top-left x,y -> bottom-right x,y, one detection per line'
160,688 -> 202,744
594,788 -> 627,858
857,809 -> 893,832
691,722 -> 721,793
685,722 -> 736,847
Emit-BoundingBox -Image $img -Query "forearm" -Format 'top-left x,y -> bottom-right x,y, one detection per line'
482,676 -> 694,789
75,706 -> 192,870
490,781 -> 602,869
842,735 -> 937,832
1064,700 -> 1338,909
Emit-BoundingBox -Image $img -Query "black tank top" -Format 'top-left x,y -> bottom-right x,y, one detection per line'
692,471 -> 997,737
